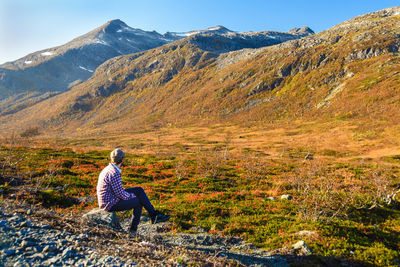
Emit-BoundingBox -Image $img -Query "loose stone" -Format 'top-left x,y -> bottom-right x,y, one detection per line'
62,248 -> 76,258
3,249 -> 16,256
21,240 -> 36,248
19,221 -> 31,228
292,240 -> 312,256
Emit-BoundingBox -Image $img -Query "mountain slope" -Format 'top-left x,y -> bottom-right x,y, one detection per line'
0,19 -> 172,98
165,25 -> 314,53
0,22 -> 311,99
0,22 -> 312,117
3,7 -> 400,135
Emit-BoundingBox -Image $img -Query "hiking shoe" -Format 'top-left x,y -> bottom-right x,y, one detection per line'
151,211 -> 171,224
129,230 -> 137,237
128,229 -> 142,240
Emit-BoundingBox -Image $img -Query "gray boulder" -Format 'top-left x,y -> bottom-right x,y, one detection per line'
292,241 -> 312,256
81,208 -> 122,230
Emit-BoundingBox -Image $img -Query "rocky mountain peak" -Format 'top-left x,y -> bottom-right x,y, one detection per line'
101,19 -> 129,33
203,25 -> 233,34
288,26 -> 315,35
163,25 -> 235,39
186,25 -> 233,36
0,19 -> 171,98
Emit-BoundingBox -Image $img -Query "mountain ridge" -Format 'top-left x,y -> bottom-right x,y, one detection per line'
0,19 -> 172,101
0,20 -> 313,121
3,8 -> 400,136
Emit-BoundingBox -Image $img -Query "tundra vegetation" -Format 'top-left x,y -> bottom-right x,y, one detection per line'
1,8 -> 400,266
0,128 -> 398,266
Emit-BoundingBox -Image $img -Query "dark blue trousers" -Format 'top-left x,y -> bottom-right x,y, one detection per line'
109,187 -> 156,231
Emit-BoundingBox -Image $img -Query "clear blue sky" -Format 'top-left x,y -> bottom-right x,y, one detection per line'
0,0 -> 399,64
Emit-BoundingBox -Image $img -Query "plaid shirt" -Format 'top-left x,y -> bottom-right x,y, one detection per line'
97,163 -> 135,211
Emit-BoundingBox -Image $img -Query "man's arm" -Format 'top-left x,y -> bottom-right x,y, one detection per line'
109,172 -> 135,200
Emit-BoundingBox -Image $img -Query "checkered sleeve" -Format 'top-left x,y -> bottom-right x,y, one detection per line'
109,171 -> 133,200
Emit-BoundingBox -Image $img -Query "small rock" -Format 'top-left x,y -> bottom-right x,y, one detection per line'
78,233 -> 88,240
268,197 -> 277,201
125,260 -> 136,266
19,221 -> 31,228
43,245 -> 57,253
280,195 -> 293,200
9,215 -> 21,222
23,237 -> 38,242
2,225 -> 15,233
139,241 -> 155,247
292,240 -> 312,256
21,240 -> 36,247
3,249 -> 16,256
66,235 -> 75,241
189,226 -> 205,233
29,253 -> 45,260
33,246 -> 40,253
62,248 -> 76,258
48,256 -> 62,264
105,256 -> 113,262
89,253 -> 98,259
58,239 -> 69,246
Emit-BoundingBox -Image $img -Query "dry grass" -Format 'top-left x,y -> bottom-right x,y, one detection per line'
14,119 -> 399,166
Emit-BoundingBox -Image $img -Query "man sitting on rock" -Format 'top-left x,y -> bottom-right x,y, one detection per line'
97,148 -> 170,235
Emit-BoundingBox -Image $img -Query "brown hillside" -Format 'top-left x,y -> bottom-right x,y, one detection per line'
5,7 -> 400,145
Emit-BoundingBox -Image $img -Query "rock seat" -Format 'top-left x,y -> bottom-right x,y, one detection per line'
82,208 -> 122,230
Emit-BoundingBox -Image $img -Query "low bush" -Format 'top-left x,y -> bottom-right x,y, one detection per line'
0,145 -> 398,266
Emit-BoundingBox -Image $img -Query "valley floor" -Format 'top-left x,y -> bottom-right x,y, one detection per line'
0,123 -> 399,266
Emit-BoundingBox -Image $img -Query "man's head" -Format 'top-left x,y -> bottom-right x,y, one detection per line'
110,148 -> 125,165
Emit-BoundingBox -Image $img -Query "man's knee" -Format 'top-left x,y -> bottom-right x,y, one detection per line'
136,187 -> 145,194
126,186 -> 145,196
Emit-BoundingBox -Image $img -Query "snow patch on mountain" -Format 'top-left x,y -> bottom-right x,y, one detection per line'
79,66 -> 94,73
95,40 -> 110,46
208,26 -> 224,31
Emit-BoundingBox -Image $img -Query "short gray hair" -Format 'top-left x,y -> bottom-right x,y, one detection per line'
110,148 -> 125,164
